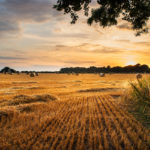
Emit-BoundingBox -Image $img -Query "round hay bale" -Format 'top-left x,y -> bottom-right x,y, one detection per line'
136,73 -> 142,80
30,73 -> 35,77
17,71 -> 20,75
100,73 -> 105,77
35,72 -> 38,76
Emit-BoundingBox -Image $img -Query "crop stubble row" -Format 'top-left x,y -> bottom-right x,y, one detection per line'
0,95 -> 150,150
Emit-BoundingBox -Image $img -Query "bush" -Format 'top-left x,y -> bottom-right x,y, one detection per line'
123,78 -> 150,127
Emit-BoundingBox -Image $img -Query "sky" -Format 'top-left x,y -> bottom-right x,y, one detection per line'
0,0 -> 150,71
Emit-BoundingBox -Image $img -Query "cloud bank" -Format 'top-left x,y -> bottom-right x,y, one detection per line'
0,0 -> 58,37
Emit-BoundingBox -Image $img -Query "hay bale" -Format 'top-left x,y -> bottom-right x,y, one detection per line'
30,73 -> 35,77
136,73 -> 142,80
17,71 -> 20,75
100,73 -> 105,77
35,72 -> 39,76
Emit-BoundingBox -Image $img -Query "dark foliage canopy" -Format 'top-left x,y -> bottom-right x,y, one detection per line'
54,0 -> 150,36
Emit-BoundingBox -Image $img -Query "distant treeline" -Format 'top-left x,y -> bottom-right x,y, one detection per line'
60,64 -> 150,73
21,71 -> 57,73
1,64 -> 150,74
0,67 -> 58,73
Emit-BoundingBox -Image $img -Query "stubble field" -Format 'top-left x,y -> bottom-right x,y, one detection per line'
0,73 -> 150,149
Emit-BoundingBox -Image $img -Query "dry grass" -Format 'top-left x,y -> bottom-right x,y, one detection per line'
0,73 -> 150,149
0,94 -> 57,107
122,78 -> 150,128
11,94 -> 57,105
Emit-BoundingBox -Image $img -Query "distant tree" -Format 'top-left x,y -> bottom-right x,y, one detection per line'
0,67 -> 16,73
54,0 -> 150,35
140,64 -> 149,72
106,65 -> 111,72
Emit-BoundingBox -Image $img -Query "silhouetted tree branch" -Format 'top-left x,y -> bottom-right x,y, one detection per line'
54,0 -> 150,36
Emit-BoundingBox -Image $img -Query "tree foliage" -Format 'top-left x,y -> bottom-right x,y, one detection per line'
54,0 -> 150,35
0,67 -> 16,73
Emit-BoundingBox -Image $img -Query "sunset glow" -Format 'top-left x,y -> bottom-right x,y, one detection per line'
125,61 -> 137,66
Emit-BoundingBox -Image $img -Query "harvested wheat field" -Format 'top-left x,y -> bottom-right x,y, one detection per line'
0,73 -> 150,150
